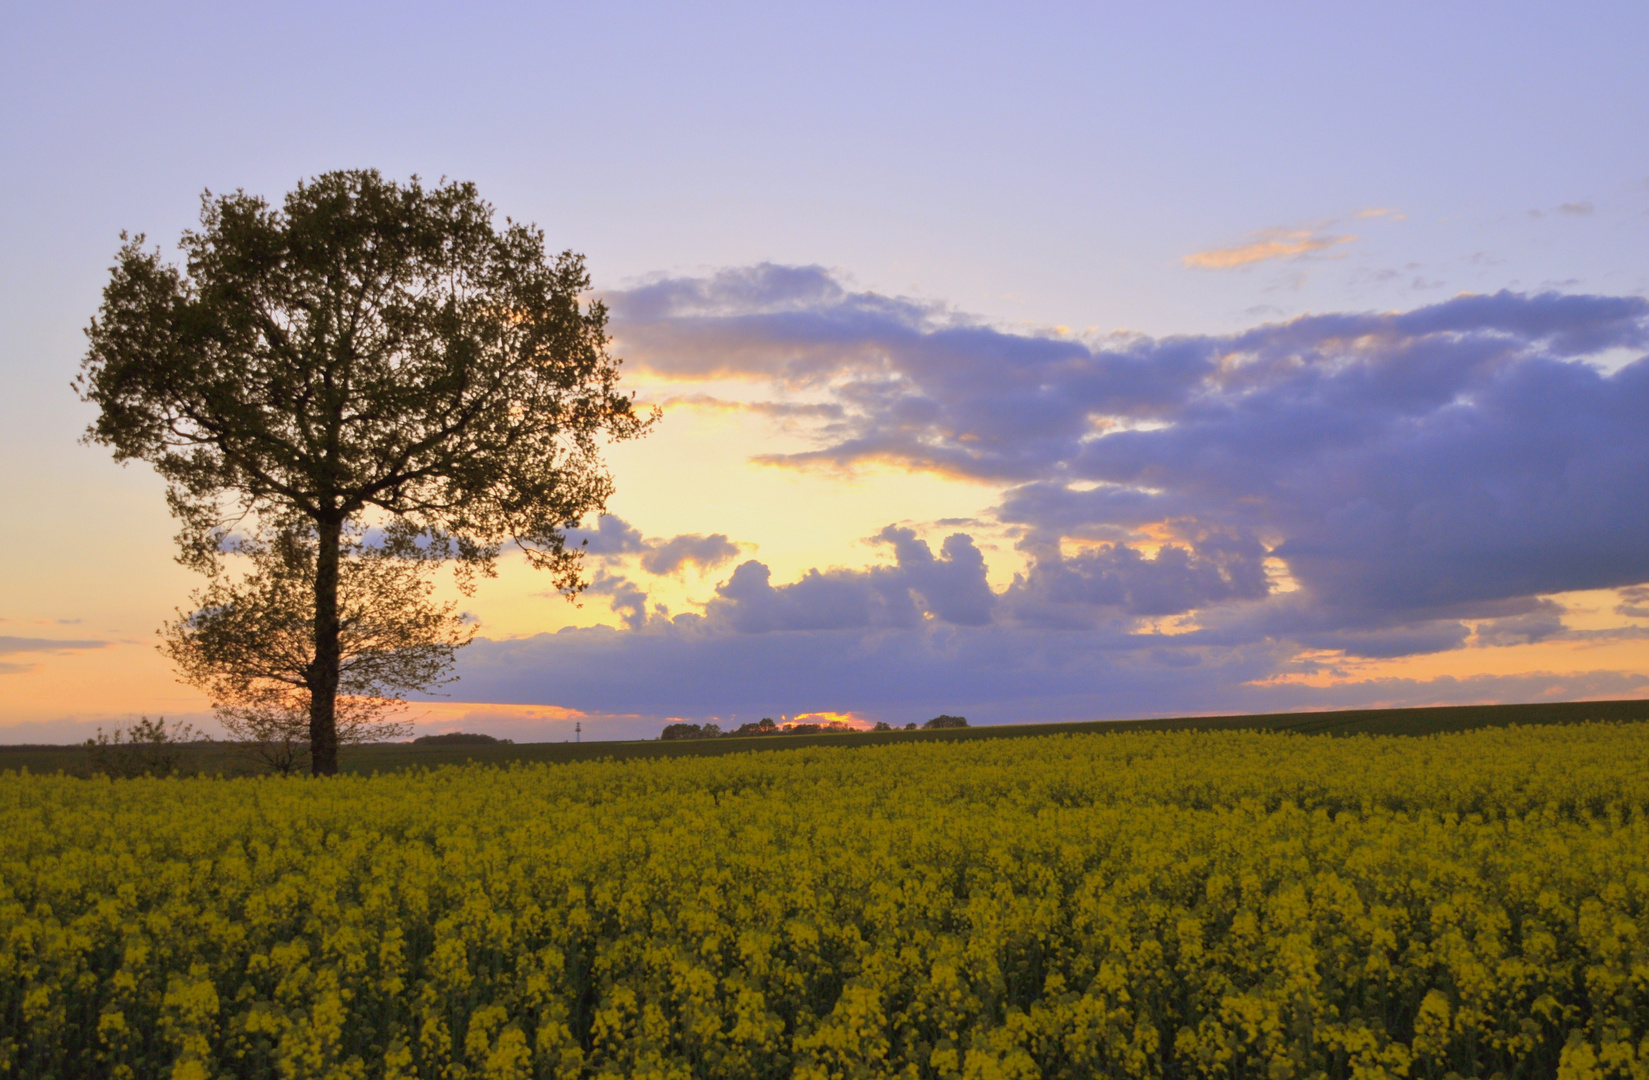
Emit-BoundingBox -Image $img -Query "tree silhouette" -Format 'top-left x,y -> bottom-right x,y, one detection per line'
80,171 -> 653,773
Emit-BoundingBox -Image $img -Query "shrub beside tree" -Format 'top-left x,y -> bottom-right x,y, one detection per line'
83,717 -> 205,778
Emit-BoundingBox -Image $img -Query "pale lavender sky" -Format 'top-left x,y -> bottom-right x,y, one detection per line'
4,2 -> 1648,739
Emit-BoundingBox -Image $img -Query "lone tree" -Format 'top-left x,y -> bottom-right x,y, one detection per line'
79,170 -> 653,774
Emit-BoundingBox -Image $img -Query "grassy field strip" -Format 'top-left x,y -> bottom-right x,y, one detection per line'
5,697 -> 1649,776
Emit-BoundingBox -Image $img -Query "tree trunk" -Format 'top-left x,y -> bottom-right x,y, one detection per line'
309,514 -> 343,776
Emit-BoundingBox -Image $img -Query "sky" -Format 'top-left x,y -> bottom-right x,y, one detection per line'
4,2 -> 1649,742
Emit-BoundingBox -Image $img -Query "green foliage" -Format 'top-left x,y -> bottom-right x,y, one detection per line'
5,723 -> 1649,1077
923,714 -> 969,730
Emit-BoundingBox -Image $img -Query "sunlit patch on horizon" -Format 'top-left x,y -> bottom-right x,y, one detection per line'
787,710 -> 876,730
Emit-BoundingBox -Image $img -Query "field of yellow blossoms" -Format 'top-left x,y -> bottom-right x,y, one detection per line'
4,723 -> 1648,1079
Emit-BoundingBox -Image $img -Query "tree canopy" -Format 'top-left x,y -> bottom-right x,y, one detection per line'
80,170 -> 653,773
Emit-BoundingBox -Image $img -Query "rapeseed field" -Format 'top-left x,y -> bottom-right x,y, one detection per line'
3,723 -> 1647,1079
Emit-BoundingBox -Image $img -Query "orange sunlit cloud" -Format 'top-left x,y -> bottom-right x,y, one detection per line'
1184,228 -> 1358,269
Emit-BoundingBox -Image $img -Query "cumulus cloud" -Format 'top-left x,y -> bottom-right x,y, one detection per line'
568,515 -> 742,577
1004,531 -> 1272,626
569,515 -> 646,556
584,571 -> 650,630
641,533 -> 741,576
705,528 -> 994,633
611,269 -> 1649,629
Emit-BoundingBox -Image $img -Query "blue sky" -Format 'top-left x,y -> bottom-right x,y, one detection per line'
4,2 -> 1649,739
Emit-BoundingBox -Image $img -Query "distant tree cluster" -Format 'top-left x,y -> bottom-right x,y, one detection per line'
659,716 -> 968,740
411,732 -> 513,746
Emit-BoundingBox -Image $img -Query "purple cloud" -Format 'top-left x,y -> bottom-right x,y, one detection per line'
446,619 -> 1648,726
568,514 -> 646,556
640,533 -> 741,576
0,635 -> 108,655
704,528 -> 993,633
584,572 -> 649,631
610,271 -> 1649,640
450,273 -> 1649,722
1004,531 -> 1271,625
569,515 -> 741,577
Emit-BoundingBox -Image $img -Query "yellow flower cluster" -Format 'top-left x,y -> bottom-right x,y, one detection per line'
4,723 -> 1649,1079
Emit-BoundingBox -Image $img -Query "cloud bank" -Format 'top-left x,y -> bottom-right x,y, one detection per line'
446,268 -> 1649,725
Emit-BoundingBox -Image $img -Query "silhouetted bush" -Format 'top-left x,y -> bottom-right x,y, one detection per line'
924,715 -> 969,730
85,717 -> 206,778
661,723 -> 706,741
412,732 -> 509,745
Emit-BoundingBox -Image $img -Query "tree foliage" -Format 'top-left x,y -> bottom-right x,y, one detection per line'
78,170 -> 653,772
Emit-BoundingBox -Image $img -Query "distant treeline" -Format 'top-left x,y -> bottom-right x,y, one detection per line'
411,732 -> 514,746
661,715 -> 968,740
